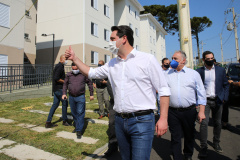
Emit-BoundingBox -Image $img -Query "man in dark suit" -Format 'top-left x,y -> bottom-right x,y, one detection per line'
197,51 -> 229,158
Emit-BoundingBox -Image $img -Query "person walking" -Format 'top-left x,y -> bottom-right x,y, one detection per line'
45,55 -> 70,128
197,51 -> 229,158
65,25 -> 171,160
92,60 -> 109,119
165,50 -> 206,160
62,63 -> 94,139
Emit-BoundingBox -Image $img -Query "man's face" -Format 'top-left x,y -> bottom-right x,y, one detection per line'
203,53 -> 214,62
172,52 -> 183,63
98,61 -> 104,66
72,66 -> 78,70
163,59 -> 170,66
110,30 -> 124,48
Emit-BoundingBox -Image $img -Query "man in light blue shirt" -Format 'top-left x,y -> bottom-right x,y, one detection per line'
165,50 -> 206,160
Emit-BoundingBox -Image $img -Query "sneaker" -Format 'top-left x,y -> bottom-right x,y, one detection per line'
98,115 -> 104,119
76,131 -> 82,139
198,147 -> 208,158
62,121 -> 71,126
45,122 -> 58,128
213,144 -> 223,153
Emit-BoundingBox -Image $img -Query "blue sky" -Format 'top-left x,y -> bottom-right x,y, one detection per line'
138,0 -> 240,63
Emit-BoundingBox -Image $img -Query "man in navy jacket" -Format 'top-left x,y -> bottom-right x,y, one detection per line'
197,51 -> 229,158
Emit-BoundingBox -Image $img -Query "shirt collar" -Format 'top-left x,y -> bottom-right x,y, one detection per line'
173,66 -> 187,73
117,48 -> 136,61
204,65 -> 215,70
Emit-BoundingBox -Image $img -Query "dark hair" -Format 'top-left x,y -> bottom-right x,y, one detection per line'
202,51 -> 214,59
213,59 -> 216,63
162,58 -> 169,64
71,63 -> 76,66
111,25 -> 134,46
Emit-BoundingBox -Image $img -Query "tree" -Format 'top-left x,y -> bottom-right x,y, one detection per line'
141,4 -> 178,35
191,16 -> 212,62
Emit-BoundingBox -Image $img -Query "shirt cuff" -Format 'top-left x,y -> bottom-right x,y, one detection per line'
158,87 -> 171,97
197,100 -> 206,106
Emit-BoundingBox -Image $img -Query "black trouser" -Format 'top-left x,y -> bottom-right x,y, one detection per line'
222,101 -> 229,123
168,107 -> 197,160
108,98 -> 118,149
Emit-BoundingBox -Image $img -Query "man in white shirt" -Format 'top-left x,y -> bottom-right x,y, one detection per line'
165,50 -> 206,160
197,51 -> 229,158
65,25 -> 171,160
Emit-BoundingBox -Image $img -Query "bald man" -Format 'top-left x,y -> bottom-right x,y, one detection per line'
45,55 -> 71,128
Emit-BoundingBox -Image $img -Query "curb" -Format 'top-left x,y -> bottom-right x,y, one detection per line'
84,143 -> 108,160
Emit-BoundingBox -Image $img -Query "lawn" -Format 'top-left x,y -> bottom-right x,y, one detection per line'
0,90 -> 109,160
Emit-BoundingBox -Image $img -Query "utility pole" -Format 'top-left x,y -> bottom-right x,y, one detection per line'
220,33 -> 224,65
232,7 -> 240,61
177,0 -> 193,68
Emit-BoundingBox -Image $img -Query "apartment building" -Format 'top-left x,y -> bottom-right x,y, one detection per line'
140,13 -> 167,64
36,0 -> 114,66
0,0 -> 37,65
36,0 -> 167,65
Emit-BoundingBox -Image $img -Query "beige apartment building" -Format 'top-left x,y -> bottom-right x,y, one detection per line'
36,0 -> 167,66
0,0 -> 37,65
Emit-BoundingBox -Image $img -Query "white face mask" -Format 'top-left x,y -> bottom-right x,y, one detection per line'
108,39 -> 122,55
72,69 -> 80,74
63,60 -> 68,65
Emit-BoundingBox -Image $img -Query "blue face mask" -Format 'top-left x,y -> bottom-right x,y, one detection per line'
170,60 -> 179,69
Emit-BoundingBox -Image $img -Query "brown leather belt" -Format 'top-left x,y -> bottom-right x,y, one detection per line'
116,109 -> 153,119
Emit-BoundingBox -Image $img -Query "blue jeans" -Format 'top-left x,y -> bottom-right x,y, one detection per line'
46,89 -> 68,122
69,95 -> 85,132
115,112 -> 155,160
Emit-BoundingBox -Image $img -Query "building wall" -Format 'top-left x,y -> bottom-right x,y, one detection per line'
0,0 -> 25,50
0,44 -> 24,64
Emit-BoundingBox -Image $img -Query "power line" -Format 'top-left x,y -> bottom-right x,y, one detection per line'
223,31 -> 233,45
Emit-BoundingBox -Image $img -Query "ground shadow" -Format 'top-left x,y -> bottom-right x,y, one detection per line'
152,135 -> 172,160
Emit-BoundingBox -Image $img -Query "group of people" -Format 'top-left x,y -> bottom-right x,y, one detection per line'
44,25 -> 233,160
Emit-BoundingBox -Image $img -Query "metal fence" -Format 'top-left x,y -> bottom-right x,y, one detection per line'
0,64 -> 72,93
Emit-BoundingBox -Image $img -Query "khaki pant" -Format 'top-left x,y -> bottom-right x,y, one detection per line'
96,87 -> 110,116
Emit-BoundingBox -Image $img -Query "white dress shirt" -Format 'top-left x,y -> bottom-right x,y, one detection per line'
88,48 -> 171,113
165,66 -> 206,108
204,65 -> 216,98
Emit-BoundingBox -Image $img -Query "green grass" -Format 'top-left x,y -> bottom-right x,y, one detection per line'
0,90 -> 109,160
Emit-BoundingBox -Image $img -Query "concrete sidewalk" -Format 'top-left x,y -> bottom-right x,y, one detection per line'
97,105 -> 240,160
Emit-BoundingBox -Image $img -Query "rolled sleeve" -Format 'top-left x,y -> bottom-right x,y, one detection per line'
195,72 -> 206,105
148,56 -> 171,97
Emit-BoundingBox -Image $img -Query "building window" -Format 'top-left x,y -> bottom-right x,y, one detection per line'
104,4 -> 110,18
104,55 -> 110,63
91,51 -> 98,65
91,22 -> 98,37
153,39 -> 155,45
129,23 -> 132,29
0,54 -> 8,77
24,33 -> 29,40
135,11 -> 137,18
104,29 -> 110,42
129,5 -> 131,14
153,25 -> 155,30
135,28 -> 139,37
91,0 -> 98,10
150,36 -> 152,43
0,3 -> 10,28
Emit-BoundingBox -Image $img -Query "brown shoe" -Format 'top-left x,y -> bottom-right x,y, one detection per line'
62,121 -> 71,126
98,115 -> 104,119
45,122 -> 58,128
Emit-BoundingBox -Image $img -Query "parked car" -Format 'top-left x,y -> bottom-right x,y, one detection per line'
225,63 -> 240,105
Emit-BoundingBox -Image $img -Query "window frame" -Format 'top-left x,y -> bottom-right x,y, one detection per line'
91,51 -> 99,65
91,22 -> 98,37
0,3 -> 10,28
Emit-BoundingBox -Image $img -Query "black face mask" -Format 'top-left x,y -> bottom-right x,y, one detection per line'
98,64 -> 102,67
164,64 -> 170,69
205,60 -> 214,66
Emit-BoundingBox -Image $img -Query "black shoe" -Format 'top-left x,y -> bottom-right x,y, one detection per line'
222,123 -> 231,130
45,122 -> 58,128
213,144 -> 223,153
62,121 -> 71,126
104,147 -> 118,156
76,131 -> 82,139
198,147 -> 208,158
